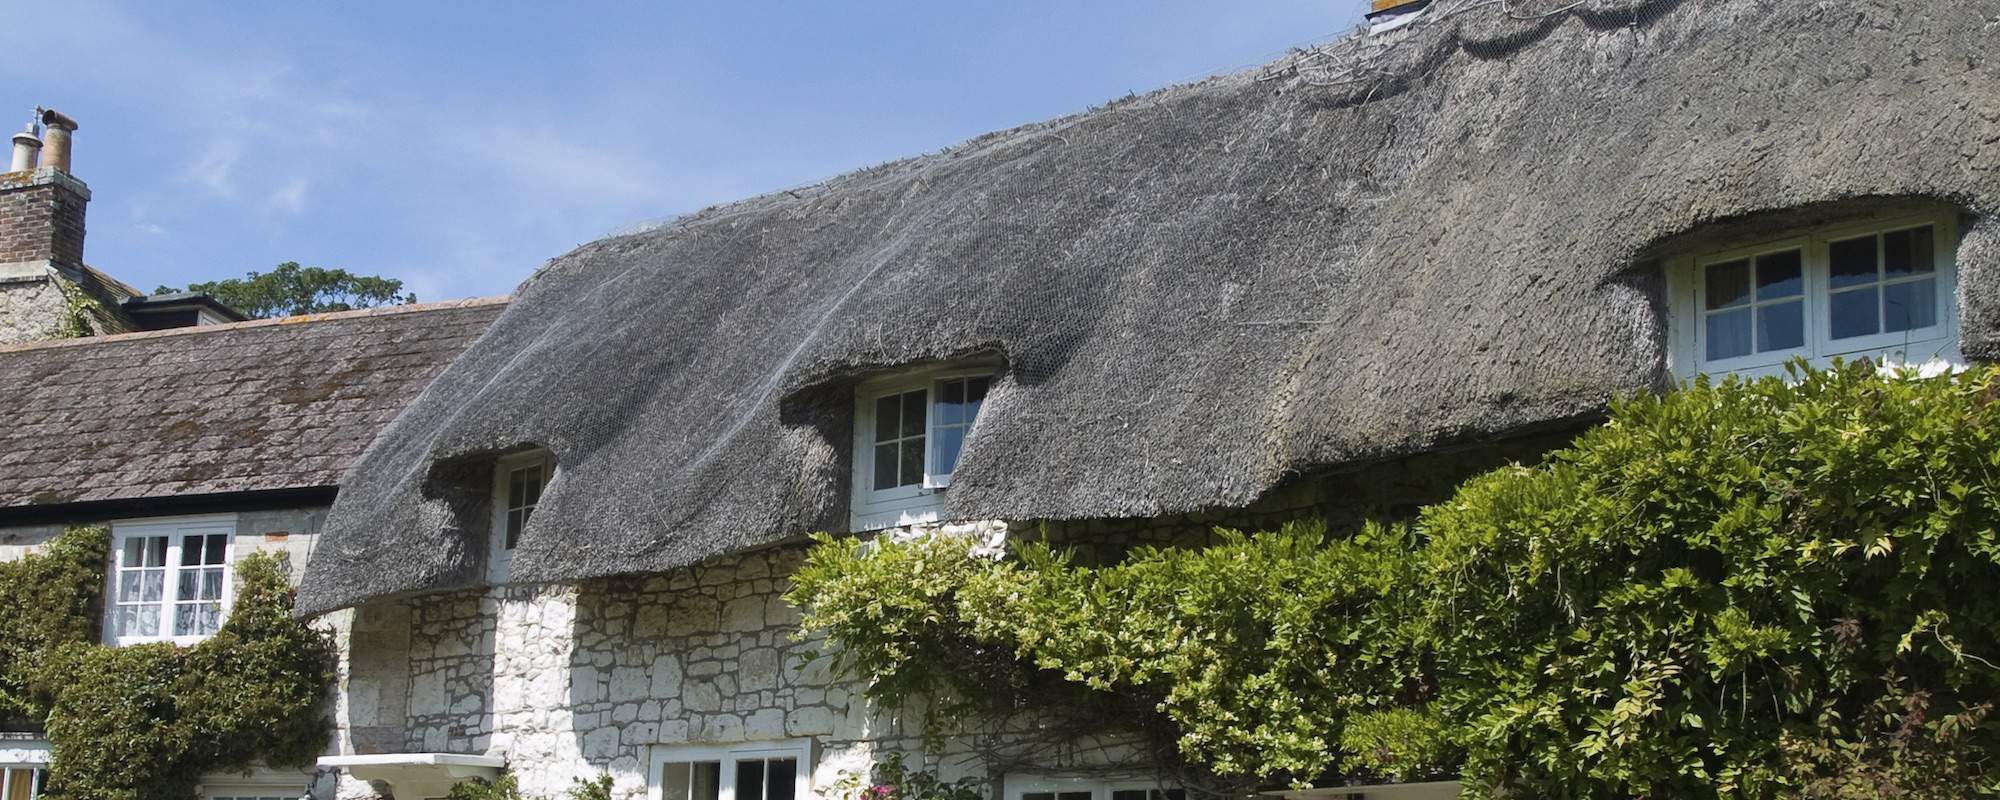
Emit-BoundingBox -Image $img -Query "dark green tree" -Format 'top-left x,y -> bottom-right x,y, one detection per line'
156,261 -> 414,319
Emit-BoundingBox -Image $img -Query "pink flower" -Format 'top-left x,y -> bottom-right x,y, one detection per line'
871,785 -> 894,798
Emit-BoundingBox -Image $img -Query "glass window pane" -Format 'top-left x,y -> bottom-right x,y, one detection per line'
131,603 -> 159,637
181,534 -> 204,566
1113,792 -> 1148,800
523,466 -> 543,506
766,758 -> 798,800
1058,792 -> 1092,800
1757,300 -> 1804,352
873,443 -> 900,490
1706,308 -> 1753,361
177,570 -> 199,602
1884,278 -> 1938,333
737,760 -> 767,800
1025,794 -> 1055,800
934,427 -> 965,475
506,509 -> 525,549
1884,226 -> 1934,278
207,534 -> 229,565
874,395 -> 899,444
662,763 -> 692,800
899,439 -> 925,486
1704,259 -> 1751,309
967,377 -> 989,421
147,536 -> 167,568
509,471 -> 527,508
201,569 -> 224,601
1830,235 -> 1879,289
939,379 -> 965,425
173,604 -> 199,636
1755,250 -> 1802,300
693,762 -> 720,800
900,391 -> 926,438
1830,287 -> 1880,340
122,538 -> 143,568
118,571 -> 140,602
142,571 -> 164,602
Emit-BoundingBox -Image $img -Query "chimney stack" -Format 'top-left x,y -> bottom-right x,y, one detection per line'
36,108 -> 76,174
8,121 -> 39,173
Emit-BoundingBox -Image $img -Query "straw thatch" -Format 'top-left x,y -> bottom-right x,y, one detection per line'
298,0 -> 2000,614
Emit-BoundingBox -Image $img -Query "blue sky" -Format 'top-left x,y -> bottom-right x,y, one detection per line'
2,2 -> 1366,301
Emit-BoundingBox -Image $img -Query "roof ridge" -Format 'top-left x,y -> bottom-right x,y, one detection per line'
0,295 -> 511,354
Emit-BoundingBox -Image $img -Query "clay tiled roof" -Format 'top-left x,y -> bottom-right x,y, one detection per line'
0,297 -> 505,509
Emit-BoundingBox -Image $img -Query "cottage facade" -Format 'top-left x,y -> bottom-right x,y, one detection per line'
293,1 -> 1998,799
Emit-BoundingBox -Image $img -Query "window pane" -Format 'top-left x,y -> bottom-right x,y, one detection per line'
173,604 -> 199,636
506,509 -> 526,549
524,466 -> 544,506
1830,235 -> 1878,289
1830,287 -> 1880,340
1884,226 -> 1934,278
939,379 -> 965,425
178,570 -> 199,602
873,443 -> 899,490
509,471 -> 527,508
142,571 -> 164,602
1058,793 -> 1092,800
661,763 -> 692,800
5,768 -> 30,800
122,538 -> 143,568
737,760 -> 767,800
900,391 -> 926,438
1706,308 -> 1752,361
934,427 -> 965,475
118,571 -> 141,602
874,395 -> 899,444
1757,300 -> 1804,352
201,569 -> 225,601
767,758 -> 798,800
1755,250 -> 1802,300
1024,794 -> 1055,800
1884,278 -> 1938,333
693,762 -> 720,800
967,377 -> 989,421
899,439 -> 925,486
206,534 -> 229,565
1113,792 -> 1148,800
1704,259 -> 1750,309
181,534 -> 205,566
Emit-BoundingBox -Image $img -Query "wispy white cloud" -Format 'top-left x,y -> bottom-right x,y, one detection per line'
267,177 -> 310,216
133,222 -> 167,236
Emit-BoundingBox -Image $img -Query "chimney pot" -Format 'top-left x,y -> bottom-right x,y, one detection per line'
9,121 -> 40,173
36,107 -> 76,174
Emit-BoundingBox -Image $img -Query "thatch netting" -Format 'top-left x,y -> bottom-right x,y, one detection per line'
299,0 -> 2000,614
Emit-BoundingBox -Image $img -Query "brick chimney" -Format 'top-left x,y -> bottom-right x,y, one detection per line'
0,107 -> 106,345
0,108 -> 89,275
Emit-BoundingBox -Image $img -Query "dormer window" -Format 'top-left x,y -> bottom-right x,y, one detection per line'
851,366 -> 995,531
1669,212 -> 1960,380
490,449 -> 554,578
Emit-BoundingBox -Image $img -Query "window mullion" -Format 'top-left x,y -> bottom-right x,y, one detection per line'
719,754 -> 739,800
163,536 -> 181,639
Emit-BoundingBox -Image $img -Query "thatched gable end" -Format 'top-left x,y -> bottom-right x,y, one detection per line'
299,0 -> 2000,614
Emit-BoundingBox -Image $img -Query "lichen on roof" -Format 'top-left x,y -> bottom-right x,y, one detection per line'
298,0 -> 2000,615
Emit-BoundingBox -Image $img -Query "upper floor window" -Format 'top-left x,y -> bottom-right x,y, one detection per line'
851,366 -> 996,531
490,449 -> 554,578
1669,212 -> 1960,380
107,515 -> 236,646
650,740 -> 811,800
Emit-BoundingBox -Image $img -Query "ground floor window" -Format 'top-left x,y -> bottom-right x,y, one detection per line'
1,767 -> 44,800
208,792 -> 298,800
651,740 -> 812,800
1008,776 -> 1183,800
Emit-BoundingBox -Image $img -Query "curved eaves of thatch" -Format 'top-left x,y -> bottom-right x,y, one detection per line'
298,0 -> 2000,614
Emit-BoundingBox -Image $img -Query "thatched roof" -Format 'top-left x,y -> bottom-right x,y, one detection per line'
297,0 -> 2000,614
0,299 -> 504,512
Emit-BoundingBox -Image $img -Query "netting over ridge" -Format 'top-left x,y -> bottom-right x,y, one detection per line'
299,0 -> 2000,614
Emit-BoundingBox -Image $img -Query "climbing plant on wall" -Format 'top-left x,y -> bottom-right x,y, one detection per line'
0,527 -> 337,800
788,362 -> 2000,799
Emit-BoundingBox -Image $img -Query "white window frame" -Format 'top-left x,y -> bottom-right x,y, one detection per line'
1668,211 -> 1961,380
105,514 -> 238,647
1006,775 -> 1183,800
204,785 -> 306,800
648,739 -> 814,800
489,449 -> 555,581
0,765 -> 46,800
850,365 -> 998,532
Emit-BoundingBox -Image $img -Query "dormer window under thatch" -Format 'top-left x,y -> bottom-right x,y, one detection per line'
850,363 -> 996,531
488,447 -> 555,582
1666,209 -> 1963,381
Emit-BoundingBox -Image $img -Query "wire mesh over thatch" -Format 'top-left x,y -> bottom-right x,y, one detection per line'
297,0 -> 2000,614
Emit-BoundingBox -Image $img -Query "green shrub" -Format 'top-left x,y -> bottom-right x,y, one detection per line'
789,363 -> 2000,798
0,528 -> 107,721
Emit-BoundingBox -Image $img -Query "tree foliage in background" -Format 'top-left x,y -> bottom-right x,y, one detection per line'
156,260 -> 414,319
0,528 -> 337,800
788,363 -> 2000,799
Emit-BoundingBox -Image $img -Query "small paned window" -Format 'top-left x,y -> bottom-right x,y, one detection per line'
1009,777 -> 1182,800
491,450 -> 555,561
1672,213 -> 1959,380
652,741 -> 809,800
504,461 -> 546,550
1,767 -> 45,800
851,367 -> 997,530
108,517 -> 235,645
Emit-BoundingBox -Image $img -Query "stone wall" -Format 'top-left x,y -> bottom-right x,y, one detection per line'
344,438 -> 1570,800
0,275 -> 66,346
